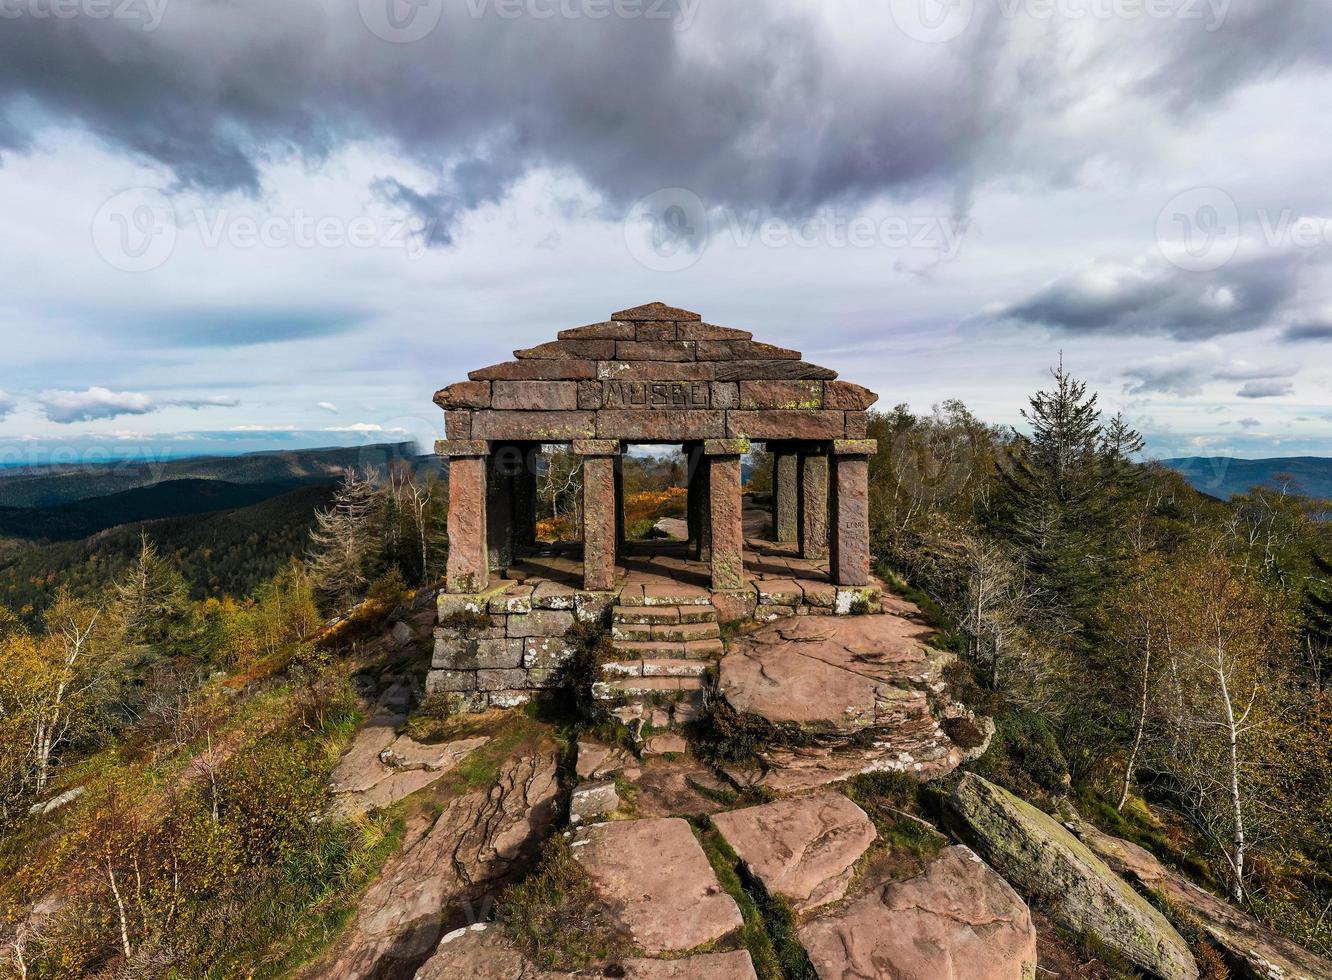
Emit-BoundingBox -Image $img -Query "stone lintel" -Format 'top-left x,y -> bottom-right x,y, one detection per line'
572,439 -> 621,456
436,439 -> 490,457
832,439 -> 879,456
703,438 -> 749,456
612,301 -> 702,321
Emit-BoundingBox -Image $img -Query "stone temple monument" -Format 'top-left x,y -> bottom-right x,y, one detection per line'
429,302 -> 882,713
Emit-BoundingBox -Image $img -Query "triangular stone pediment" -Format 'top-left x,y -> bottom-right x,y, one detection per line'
435,304 -> 877,444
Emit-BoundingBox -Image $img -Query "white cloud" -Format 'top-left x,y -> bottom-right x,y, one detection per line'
38,387 -> 154,423
317,401 -> 338,413
0,390 -> 15,419
323,423 -> 409,434
34,387 -> 239,423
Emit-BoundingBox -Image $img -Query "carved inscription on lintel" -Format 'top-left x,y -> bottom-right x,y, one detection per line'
603,381 -> 711,409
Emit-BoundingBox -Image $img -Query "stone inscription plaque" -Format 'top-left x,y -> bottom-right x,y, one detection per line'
603,380 -> 711,409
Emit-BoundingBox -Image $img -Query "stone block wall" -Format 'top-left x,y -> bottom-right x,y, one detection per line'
426,584 -> 615,711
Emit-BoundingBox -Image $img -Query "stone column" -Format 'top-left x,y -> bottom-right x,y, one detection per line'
613,451 -> 626,554
486,443 -> 518,572
576,441 -> 619,591
772,446 -> 799,543
705,439 -> 745,591
829,440 -> 876,587
686,442 -> 712,562
513,444 -> 538,549
438,440 -> 490,594
798,450 -> 830,560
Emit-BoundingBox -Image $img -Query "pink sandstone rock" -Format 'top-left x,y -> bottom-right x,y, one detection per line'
798,846 -> 1037,980
571,817 -> 743,955
622,950 -> 759,979
710,793 -> 877,911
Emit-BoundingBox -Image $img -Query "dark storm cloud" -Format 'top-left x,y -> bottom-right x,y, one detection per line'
3,0 -> 1329,243
997,250 -> 1316,340
1280,320 -> 1332,342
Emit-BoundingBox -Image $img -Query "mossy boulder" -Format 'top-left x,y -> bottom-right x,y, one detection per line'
946,773 -> 1198,980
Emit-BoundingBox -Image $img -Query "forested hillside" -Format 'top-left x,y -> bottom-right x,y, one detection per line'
0,479 -> 313,543
0,443 -> 425,508
0,485 -> 337,617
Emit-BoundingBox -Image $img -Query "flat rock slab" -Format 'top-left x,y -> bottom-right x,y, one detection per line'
947,774 -> 1197,980
324,751 -> 559,979
623,950 -> 759,979
710,793 -> 876,911
330,734 -> 489,819
571,817 -> 743,954
414,923 -> 575,979
716,609 -> 990,788
576,739 -> 636,780
719,613 -> 952,729
799,845 -> 1037,980
631,758 -> 731,819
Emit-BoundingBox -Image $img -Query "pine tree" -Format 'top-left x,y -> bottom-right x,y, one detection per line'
1301,549 -> 1332,691
308,471 -> 379,611
991,358 -> 1109,641
114,533 -> 195,654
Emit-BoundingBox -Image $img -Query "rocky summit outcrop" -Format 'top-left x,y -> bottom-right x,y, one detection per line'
799,845 -> 1037,980
328,722 -> 488,819
710,793 -> 877,912
413,923 -> 759,979
317,750 -> 558,979
1067,818 -> 1332,980
946,773 -> 1199,980
570,817 -> 744,955
718,602 -> 991,790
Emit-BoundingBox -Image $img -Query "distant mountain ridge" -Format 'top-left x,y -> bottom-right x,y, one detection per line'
0,478 -> 316,543
1161,456 -> 1332,501
0,442 -> 427,508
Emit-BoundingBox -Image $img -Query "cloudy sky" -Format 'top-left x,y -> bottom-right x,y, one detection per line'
1,0 -> 1331,465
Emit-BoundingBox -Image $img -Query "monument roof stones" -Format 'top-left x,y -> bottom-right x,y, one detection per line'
435,303 -> 879,444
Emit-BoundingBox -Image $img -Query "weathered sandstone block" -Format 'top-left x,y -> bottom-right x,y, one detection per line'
469,360 -> 597,380
514,339 -> 616,359
613,301 -> 701,321
726,410 -> 846,440
614,340 -> 695,361
597,410 -> 725,441
472,411 -> 596,441
697,340 -> 801,360
739,380 -> 824,409
433,380 -> 490,409
491,380 -> 578,410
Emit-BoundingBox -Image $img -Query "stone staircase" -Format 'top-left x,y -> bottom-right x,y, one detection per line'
594,585 -> 724,703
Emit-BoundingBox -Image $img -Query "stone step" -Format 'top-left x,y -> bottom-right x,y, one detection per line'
594,676 -> 704,698
619,584 -> 714,607
613,605 -> 681,625
611,622 -> 653,642
677,605 -> 719,624
601,659 -> 710,679
611,639 -> 724,660
652,621 -> 721,643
